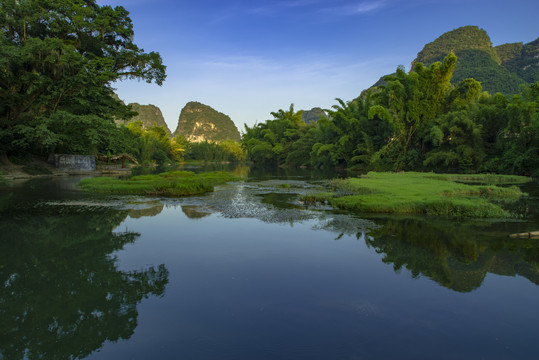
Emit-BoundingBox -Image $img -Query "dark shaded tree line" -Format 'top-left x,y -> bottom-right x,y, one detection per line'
243,54 -> 539,177
0,0 -> 166,159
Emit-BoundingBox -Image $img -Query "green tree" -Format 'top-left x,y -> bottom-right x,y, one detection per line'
423,110 -> 485,172
243,104 -> 303,166
0,0 -> 166,156
369,54 -> 457,169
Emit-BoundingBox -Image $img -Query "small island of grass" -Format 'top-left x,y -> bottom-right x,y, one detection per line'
79,171 -> 239,197
302,172 -> 531,218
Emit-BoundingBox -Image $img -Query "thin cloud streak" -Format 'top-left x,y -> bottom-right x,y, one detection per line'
319,0 -> 389,15
248,0 -> 389,16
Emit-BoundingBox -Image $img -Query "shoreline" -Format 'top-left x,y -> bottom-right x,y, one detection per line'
0,159 -> 133,182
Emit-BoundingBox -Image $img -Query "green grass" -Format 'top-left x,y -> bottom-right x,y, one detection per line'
79,171 -> 239,197
301,172 -> 530,218
424,173 -> 531,185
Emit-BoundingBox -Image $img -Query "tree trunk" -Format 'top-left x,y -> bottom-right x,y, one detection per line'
0,151 -> 13,166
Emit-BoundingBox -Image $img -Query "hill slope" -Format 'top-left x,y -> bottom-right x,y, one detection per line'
499,38 -> 539,83
116,103 -> 171,134
173,102 -> 241,142
410,25 -> 534,94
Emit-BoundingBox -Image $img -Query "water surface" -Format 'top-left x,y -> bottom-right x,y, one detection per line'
1,171 -> 538,359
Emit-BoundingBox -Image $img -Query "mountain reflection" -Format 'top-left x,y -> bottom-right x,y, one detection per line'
365,218 -> 539,292
0,206 -> 169,360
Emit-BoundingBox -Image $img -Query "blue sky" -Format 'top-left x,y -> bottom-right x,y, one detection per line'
96,0 -> 539,133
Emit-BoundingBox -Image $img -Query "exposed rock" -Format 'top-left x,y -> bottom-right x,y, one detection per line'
302,107 -> 328,124
174,102 -> 241,142
116,103 -> 171,134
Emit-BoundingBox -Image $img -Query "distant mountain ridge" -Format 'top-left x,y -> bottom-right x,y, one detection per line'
173,102 -> 241,142
410,25 -> 538,94
372,26 -> 538,95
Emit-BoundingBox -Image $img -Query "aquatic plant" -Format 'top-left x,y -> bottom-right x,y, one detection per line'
301,172 -> 531,218
79,171 -> 239,197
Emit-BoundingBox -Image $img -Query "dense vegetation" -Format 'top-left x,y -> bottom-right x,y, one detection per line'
0,4 -> 536,180
0,1 -> 246,171
450,49 -> 526,94
502,38 -> 539,83
0,0 -> 166,159
244,54 -> 539,177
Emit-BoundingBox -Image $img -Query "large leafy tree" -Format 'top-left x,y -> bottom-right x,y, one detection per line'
369,54 -> 457,169
0,0 -> 166,156
243,104 -> 304,166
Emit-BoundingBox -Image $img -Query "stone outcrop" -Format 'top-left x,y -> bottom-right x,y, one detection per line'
302,107 -> 328,124
116,103 -> 171,134
173,102 -> 241,143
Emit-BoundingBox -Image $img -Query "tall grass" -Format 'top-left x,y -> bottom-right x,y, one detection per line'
301,172 -> 529,218
79,171 -> 239,197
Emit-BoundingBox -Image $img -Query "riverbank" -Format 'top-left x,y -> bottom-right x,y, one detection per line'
0,155 -> 132,182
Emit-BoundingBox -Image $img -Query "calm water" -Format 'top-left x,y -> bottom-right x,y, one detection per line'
1,169 -> 539,360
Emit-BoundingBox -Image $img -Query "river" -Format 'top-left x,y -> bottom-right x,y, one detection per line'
1,167 -> 538,359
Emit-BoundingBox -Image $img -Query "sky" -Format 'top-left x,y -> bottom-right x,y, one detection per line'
95,0 -> 539,133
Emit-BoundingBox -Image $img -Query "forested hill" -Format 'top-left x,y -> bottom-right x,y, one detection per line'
173,102 -> 241,142
410,25 -> 538,94
116,103 -> 171,134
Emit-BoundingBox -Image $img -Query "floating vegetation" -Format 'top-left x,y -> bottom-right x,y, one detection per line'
301,172 -> 530,218
79,171 -> 240,197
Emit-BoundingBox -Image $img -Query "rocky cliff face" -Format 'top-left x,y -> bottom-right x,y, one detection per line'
173,102 -> 241,143
116,103 -> 171,134
301,107 -> 328,124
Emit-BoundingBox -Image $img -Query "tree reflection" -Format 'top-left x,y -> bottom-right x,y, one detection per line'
365,218 -> 539,292
0,206 -> 169,359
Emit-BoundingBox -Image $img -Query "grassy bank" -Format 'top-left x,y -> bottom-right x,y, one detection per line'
302,172 -> 531,218
79,171 -> 239,197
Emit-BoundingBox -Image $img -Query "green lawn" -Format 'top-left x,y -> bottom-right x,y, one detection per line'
79,171 -> 239,197
303,172 -> 531,218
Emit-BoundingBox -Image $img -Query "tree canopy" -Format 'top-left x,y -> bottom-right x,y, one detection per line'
242,54 -> 539,177
0,0 -> 166,156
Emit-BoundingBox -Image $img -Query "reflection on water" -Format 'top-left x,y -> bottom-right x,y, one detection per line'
367,217 -> 539,292
180,205 -> 211,219
1,173 -> 538,359
128,202 -> 164,218
0,204 -> 168,359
